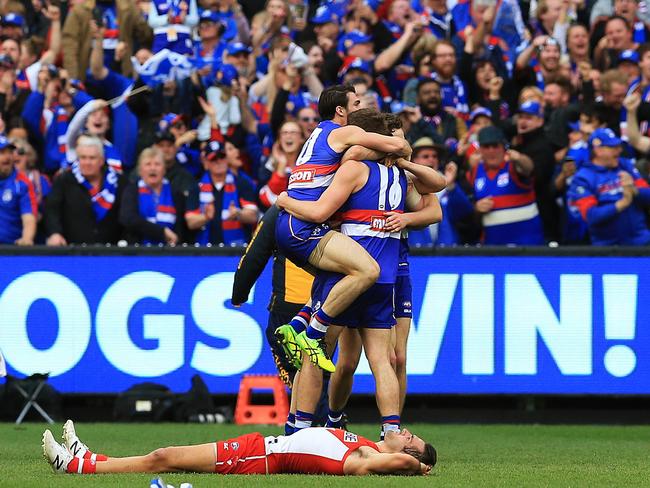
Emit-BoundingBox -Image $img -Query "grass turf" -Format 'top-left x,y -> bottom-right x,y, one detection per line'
1,422 -> 649,487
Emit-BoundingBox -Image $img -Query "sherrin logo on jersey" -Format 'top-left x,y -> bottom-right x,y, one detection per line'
370,215 -> 387,231
289,169 -> 315,185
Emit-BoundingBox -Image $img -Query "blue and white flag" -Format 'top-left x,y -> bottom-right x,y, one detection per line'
131,49 -> 194,87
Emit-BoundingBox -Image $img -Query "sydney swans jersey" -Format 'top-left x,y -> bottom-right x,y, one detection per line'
215,428 -> 379,475
340,161 -> 407,284
287,121 -> 344,201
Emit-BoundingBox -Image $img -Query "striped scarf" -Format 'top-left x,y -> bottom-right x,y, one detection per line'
71,162 -> 118,221
138,178 -> 176,244
197,170 -> 246,245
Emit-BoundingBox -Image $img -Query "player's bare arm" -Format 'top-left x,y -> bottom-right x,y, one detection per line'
277,161 -> 367,222
341,145 -> 386,165
384,194 -> 442,233
329,125 -> 412,158
400,159 -> 447,194
343,448 -> 428,476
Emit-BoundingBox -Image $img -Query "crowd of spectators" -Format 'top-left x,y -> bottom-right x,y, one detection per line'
2,0 -> 650,247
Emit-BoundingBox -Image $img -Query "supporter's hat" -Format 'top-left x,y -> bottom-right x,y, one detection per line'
517,100 -> 544,117
589,128 -> 622,149
339,30 -> 373,53
159,113 -> 183,132
199,10 -> 237,41
154,131 -> 176,143
537,36 -> 560,51
199,10 -> 220,23
2,13 -> 24,27
478,126 -> 507,146
311,5 -> 338,25
568,120 -> 580,132
470,107 -> 493,122
0,53 -> 15,69
340,57 -> 372,76
0,135 -> 15,150
619,49 -> 639,64
203,140 -> 226,160
226,42 -> 251,56
215,63 -> 238,86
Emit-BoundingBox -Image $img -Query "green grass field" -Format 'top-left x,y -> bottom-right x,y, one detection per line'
1,422 -> 649,487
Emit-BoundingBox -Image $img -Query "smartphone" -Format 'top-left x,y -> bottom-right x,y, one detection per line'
92,6 -> 105,27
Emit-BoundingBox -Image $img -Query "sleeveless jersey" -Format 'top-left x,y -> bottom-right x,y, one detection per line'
340,160 -> 407,284
287,120 -> 344,201
470,160 -> 544,245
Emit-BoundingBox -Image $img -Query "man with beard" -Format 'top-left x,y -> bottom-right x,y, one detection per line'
405,78 -> 466,158
592,0 -> 650,52
512,100 -> 560,242
429,40 -> 468,118
515,35 -> 562,92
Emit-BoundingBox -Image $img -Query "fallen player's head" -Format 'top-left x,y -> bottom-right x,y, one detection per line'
383,428 -> 437,468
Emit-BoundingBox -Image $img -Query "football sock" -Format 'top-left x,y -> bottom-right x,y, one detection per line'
306,309 -> 335,340
380,415 -> 401,440
288,305 -> 312,334
66,457 -> 98,474
285,412 -> 296,435
295,410 -> 314,430
326,409 -> 343,428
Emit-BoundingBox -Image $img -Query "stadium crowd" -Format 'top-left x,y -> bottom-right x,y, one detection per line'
2,0 -> 650,247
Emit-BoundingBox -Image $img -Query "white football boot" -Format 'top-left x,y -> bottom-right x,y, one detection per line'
42,429 -> 72,474
62,419 -> 91,458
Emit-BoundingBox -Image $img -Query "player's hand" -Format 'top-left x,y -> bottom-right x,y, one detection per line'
46,233 -> 68,246
14,236 -> 34,246
420,463 -> 432,475
276,191 -> 289,209
163,227 -> 178,245
384,211 -> 411,232
475,196 -> 494,214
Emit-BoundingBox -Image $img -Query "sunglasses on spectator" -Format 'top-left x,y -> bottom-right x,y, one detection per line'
299,116 -> 320,123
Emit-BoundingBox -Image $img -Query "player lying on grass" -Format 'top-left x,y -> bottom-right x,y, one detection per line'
43,420 -> 436,476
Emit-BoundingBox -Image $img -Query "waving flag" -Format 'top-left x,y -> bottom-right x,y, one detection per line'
131,49 -> 194,88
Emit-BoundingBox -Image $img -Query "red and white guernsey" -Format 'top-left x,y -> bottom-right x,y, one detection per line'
214,428 -> 379,475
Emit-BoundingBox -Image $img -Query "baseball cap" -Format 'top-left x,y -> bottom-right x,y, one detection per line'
2,13 -> 24,27
478,126 -> 507,146
340,57 -> 372,77
339,30 -> 373,54
203,140 -> 226,160
0,53 -> 15,69
154,131 -> 176,143
589,128 -> 622,149
215,63 -> 238,86
199,10 -> 237,41
517,100 -> 544,117
226,42 -> 251,57
311,5 -> 338,24
159,113 -> 183,132
568,120 -> 580,132
470,107 -> 493,122
0,135 -> 15,150
619,49 -> 639,64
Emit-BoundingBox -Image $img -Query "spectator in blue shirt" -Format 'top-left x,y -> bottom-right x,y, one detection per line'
0,136 -> 37,245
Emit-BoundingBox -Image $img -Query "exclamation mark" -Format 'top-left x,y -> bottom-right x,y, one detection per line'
602,275 -> 638,377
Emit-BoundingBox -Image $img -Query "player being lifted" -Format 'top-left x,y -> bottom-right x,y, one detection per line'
42,420 -> 436,476
274,85 -> 445,373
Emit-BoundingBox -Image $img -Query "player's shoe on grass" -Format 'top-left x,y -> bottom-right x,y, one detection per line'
63,419 -> 89,458
296,331 -> 335,373
274,324 -> 303,369
42,429 -> 72,474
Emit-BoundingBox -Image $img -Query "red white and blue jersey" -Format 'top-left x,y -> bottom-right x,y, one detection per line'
340,160 -> 407,284
0,169 -> 37,243
469,159 -> 544,245
287,120 -> 343,201
568,159 -> 650,245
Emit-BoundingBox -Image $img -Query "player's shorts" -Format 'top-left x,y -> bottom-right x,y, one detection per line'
276,210 -> 330,267
214,433 -> 268,474
394,275 -> 413,318
311,273 -> 396,329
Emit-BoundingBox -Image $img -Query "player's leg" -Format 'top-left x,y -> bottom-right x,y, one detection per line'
394,317 -> 410,414
295,232 -> 379,372
294,325 -> 343,431
326,328 -> 362,428
359,326 -> 401,439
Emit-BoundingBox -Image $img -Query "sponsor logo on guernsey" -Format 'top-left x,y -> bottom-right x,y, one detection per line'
497,173 -> 510,187
2,188 -> 12,203
344,432 -> 358,443
231,442 -> 239,451
476,177 -> 486,191
370,216 -> 387,231
289,169 -> 315,185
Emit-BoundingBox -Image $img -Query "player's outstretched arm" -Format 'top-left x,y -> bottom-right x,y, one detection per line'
277,162 -> 364,222
400,159 -> 447,194
344,452 -> 429,476
384,193 -> 442,233
333,125 -> 412,158
341,145 -> 386,165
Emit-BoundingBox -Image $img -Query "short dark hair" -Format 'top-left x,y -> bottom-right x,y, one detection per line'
607,15 -> 632,32
318,84 -> 356,120
383,113 -> 402,132
417,78 -> 440,94
545,75 -> 572,96
404,443 -> 437,467
347,108 -> 390,135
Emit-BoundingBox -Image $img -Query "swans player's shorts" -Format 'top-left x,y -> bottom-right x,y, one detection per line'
276,210 -> 330,267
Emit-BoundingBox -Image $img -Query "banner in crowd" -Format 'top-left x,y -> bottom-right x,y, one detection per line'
0,255 -> 648,394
